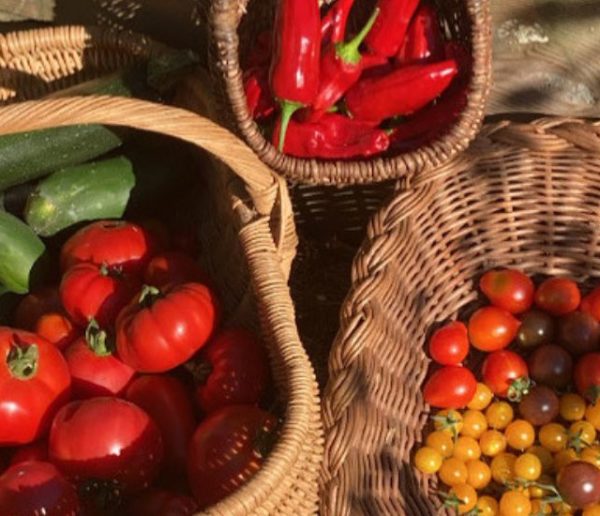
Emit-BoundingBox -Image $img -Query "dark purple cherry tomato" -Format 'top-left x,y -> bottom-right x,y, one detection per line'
559,311 -> 600,356
557,461 -> 600,508
528,344 -> 573,390
518,385 -> 559,426
516,310 -> 555,349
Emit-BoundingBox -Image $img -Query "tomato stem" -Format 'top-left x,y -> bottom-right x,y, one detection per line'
507,376 -> 531,402
7,342 -> 38,380
85,319 -> 112,357
139,285 -> 162,308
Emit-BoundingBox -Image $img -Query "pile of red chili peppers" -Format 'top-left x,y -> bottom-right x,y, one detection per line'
243,0 -> 469,159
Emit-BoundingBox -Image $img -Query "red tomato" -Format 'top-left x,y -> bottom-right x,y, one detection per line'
428,321 -> 469,365
144,251 -> 207,289
575,353 -> 600,402
0,328 -> 71,445
125,375 -> 196,480
480,268 -> 534,314
64,325 -> 135,398
9,440 -> 48,465
60,220 -> 156,274
127,488 -> 198,516
13,286 -> 62,330
468,306 -> 520,351
60,263 -> 140,328
188,405 -> 278,508
0,461 -> 80,515
49,397 -> 163,492
581,287 -> 600,322
116,283 -> 219,372
34,313 -> 79,351
423,365 -> 477,409
482,350 -> 529,399
535,277 -> 581,316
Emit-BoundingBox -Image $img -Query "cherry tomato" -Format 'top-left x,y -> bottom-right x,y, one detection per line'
535,277 -> 581,316
505,419 -> 535,451
433,409 -> 463,435
476,496 -> 499,516
539,423 -> 568,452
426,431 -> 454,458
49,397 -> 163,493
555,449 -> 578,472
557,461 -> 600,508
519,385 -> 559,426
586,401 -> 600,430
116,282 -> 219,372
582,286 -> 600,322
448,483 -> 477,514
428,321 -> 469,365
453,436 -> 481,462
479,430 -> 507,457
516,309 -> 556,348
187,405 -> 278,508
423,365 -> 477,409
34,312 -> 79,351
559,311 -> 600,355
9,440 -> 48,465
570,420 -> 596,448
480,268 -> 534,314
0,329 -> 71,445
575,353 -> 600,402
143,251 -> 208,290
499,490 -> 531,516
490,452 -> 516,484
530,499 -> 552,514
482,350 -> 529,399
529,344 -> 573,390
583,505 -> 600,516
527,446 -> 553,474
0,461 -> 80,515
460,410 -> 487,439
485,401 -> 514,430
468,382 -> 493,410
514,452 -> 541,480
414,446 -> 443,474
13,286 -> 62,330
126,488 -> 199,516
560,393 -> 586,422
468,306 -> 520,351
439,457 -> 468,486
466,460 -> 491,489
581,446 -> 600,469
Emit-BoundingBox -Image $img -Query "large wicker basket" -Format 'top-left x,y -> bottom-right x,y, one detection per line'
0,26 -> 323,515
315,117 -> 600,514
207,0 -> 492,185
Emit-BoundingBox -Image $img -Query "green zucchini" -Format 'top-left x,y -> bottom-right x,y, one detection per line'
24,156 -> 135,237
0,211 -> 46,294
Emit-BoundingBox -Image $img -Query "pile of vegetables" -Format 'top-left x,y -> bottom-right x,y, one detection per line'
243,0 -> 468,159
416,270 -> 600,515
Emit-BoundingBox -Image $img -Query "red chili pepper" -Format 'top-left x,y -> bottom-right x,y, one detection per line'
365,0 -> 420,57
273,113 -> 389,158
396,4 -> 444,65
244,67 -> 276,120
320,0 -> 355,45
270,0 -> 321,151
244,31 -> 272,69
345,59 -> 458,124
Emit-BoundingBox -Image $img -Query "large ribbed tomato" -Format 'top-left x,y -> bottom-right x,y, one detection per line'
116,283 -> 218,372
0,328 -> 71,445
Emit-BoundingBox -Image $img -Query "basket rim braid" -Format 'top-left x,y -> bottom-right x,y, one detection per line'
208,0 -> 492,186
319,116 -> 600,514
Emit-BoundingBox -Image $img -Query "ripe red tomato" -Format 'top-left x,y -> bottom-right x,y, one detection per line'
194,328 -> 271,414
60,220 -> 156,274
482,350 -> 529,399
49,397 -> 163,492
188,405 -> 278,508
0,329 -> 71,445
9,440 -> 48,465
468,306 -> 520,351
535,277 -> 581,316
581,286 -> 600,322
60,263 -> 140,328
428,321 -> 469,365
64,325 -> 135,398
480,269 -> 534,314
423,365 -> 477,409
13,286 -> 62,330
116,283 -> 219,372
144,251 -> 207,289
575,353 -> 600,402
127,488 -> 198,516
34,312 -> 79,351
125,375 -> 196,480
0,461 -> 80,515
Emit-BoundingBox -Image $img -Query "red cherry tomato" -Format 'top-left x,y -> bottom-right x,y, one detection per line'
188,405 -> 278,509
428,321 -> 469,365
0,461 -> 80,515
482,350 -> 529,399
13,286 -> 62,330
125,375 -> 196,481
423,365 -> 477,409
49,397 -> 163,493
574,353 -> 600,403
34,312 -> 79,351
116,283 -> 219,372
127,488 -> 198,516
144,251 -> 207,289
0,329 -> 71,445
581,286 -> 600,322
468,306 -> 520,351
535,277 -> 581,316
9,440 -> 48,465
479,269 -> 534,314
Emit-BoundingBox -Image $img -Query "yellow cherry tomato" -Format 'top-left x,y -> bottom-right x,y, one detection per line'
453,436 -> 481,462
553,502 -> 575,515
439,457 -> 468,486
434,409 -> 464,435
586,401 -> 600,430
476,495 -> 499,516
527,445 -> 554,473
491,452 -> 517,484
466,459 -> 491,490
570,420 -> 597,447
539,423 -> 568,452
529,474 -> 553,498
583,505 -> 600,516
559,393 -> 586,421
480,430 -> 507,457
426,431 -> 454,458
581,445 -> 600,468
468,382 -> 494,410
505,419 -> 535,451
449,484 -> 477,514
486,401 -> 514,430
414,446 -> 443,474
553,448 -> 577,472
461,409 -> 488,439
499,490 -> 531,516
530,499 -> 552,514
513,452 -> 542,481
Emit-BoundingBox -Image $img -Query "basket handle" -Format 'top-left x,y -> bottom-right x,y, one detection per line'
0,95 -> 279,216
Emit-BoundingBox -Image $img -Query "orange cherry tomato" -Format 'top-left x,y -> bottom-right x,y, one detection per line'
468,306 -> 520,352
535,278 -> 581,316
35,313 -> 79,351
428,321 -> 469,365
480,269 -> 534,314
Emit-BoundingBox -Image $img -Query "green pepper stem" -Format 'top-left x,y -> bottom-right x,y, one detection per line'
85,319 -> 111,357
337,8 -> 380,65
139,285 -> 162,307
277,100 -> 303,152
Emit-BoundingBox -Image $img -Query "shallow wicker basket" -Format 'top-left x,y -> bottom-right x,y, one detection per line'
207,0 -> 492,185
315,117 -> 600,514
0,25 -> 323,515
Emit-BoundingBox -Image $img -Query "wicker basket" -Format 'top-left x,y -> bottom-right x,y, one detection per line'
206,0 -> 492,185
316,117 -> 600,514
0,26 -> 323,515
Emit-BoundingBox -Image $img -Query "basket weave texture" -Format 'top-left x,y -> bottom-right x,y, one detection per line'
0,25 -> 323,516
319,117 -> 600,514
206,0 -> 492,185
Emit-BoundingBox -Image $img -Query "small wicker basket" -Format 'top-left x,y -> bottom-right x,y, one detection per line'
0,25 -> 323,515
206,0 -> 492,185
317,117 -> 600,514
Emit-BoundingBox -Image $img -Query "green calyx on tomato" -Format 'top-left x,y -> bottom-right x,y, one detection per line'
99,263 -> 123,278
431,413 -> 461,438
84,319 -> 112,357
569,429 -> 590,454
7,343 -> 38,380
138,285 -> 163,308
507,376 -> 531,402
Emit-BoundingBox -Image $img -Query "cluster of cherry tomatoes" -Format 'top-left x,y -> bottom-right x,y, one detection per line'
0,220 -> 273,515
416,269 -> 600,514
